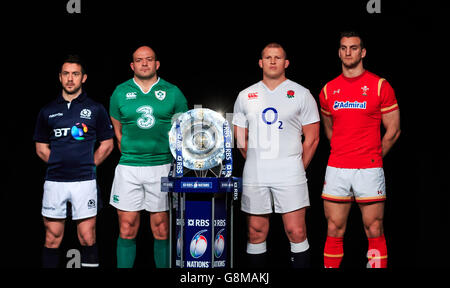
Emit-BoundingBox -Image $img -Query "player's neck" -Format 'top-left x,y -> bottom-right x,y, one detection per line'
262,75 -> 287,91
342,64 -> 365,79
134,75 -> 159,93
62,89 -> 82,103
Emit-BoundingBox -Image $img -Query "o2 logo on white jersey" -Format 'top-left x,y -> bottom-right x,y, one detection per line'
136,105 -> 155,129
262,107 -> 283,129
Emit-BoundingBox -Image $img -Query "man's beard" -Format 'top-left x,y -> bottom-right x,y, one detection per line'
63,84 -> 82,95
135,70 -> 157,80
342,57 -> 362,69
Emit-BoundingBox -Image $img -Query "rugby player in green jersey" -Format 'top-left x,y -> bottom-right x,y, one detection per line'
109,46 -> 188,268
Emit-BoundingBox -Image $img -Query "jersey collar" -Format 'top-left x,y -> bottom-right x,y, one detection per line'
133,77 -> 160,94
56,90 -> 88,104
260,79 -> 289,93
341,70 -> 368,83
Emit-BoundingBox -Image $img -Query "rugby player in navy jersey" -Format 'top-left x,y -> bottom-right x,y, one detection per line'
34,55 -> 114,268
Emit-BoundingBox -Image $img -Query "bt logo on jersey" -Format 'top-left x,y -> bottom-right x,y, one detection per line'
54,128 -> 71,137
54,123 -> 88,140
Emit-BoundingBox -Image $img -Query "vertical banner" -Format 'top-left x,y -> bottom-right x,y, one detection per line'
184,198 -> 213,268
175,119 -> 183,178
213,194 -> 227,267
174,193 -> 183,268
221,120 -> 233,177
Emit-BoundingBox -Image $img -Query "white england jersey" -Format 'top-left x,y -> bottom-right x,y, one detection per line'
232,79 -> 320,186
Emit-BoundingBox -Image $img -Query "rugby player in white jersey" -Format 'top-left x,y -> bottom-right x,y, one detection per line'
233,43 -> 320,267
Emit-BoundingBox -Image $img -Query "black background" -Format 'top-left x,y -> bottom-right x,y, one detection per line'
2,0 -> 447,276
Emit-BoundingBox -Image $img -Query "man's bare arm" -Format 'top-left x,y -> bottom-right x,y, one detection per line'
36,142 -> 51,163
94,139 -> 114,166
321,114 -> 333,142
381,109 -> 401,157
110,116 -> 123,152
302,122 -> 320,170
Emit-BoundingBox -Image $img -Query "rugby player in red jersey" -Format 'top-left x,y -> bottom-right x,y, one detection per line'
319,31 -> 400,268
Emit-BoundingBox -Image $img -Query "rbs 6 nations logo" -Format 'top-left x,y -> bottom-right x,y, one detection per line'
214,228 -> 225,258
190,229 -> 208,259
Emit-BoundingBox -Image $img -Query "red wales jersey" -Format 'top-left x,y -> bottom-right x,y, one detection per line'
319,70 -> 399,168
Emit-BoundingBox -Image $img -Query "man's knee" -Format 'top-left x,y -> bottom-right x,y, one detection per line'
78,229 -> 96,246
120,219 -> 139,239
247,218 -> 269,243
150,212 -> 169,240
44,219 -> 65,248
326,217 -> 347,238
285,225 -> 307,243
45,229 -> 64,248
364,219 -> 384,238
118,211 -> 140,239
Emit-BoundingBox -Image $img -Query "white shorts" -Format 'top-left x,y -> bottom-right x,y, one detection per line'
241,183 -> 310,214
321,166 -> 386,203
110,164 -> 171,212
42,180 -> 98,220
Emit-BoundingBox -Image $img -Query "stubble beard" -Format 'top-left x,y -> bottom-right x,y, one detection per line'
342,57 -> 362,70
63,83 -> 82,96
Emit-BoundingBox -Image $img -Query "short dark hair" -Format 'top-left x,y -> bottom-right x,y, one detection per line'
60,54 -> 86,74
261,42 -> 288,59
340,31 -> 365,49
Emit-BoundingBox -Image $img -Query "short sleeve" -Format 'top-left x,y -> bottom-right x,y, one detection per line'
109,88 -> 121,121
379,79 -> 399,114
173,86 -> 188,114
232,93 -> 248,128
299,89 -> 320,125
33,108 -> 50,143
319,84 -> 331,116
96,104 -> 115,141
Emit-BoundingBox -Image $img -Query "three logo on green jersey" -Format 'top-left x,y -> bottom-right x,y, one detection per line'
125,89 -> 166,129
136,105 -> 155,129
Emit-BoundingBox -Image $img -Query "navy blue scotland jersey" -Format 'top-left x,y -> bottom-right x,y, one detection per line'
34,92 -> 114,181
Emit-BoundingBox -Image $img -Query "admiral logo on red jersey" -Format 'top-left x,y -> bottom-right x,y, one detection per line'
333,100 -> 367,110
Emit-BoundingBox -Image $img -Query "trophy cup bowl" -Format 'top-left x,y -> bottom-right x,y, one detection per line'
169,108 -> 226,171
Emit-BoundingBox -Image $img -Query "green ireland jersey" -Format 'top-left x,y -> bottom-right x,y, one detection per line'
110,77 -> 188,166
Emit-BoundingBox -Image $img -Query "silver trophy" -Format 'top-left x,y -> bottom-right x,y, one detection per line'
168,108 -> 231,178
163,108 -> 240,268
